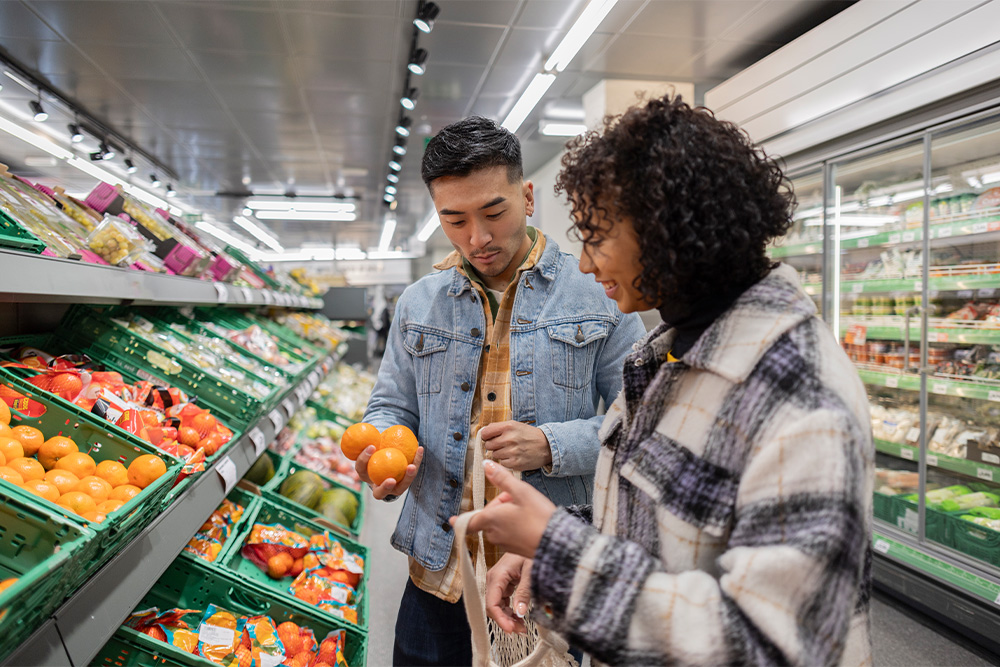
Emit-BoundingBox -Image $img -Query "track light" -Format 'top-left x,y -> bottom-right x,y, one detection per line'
150,174 -> 162,187
100,141 -> 115,160
400,88 -> 419,111
395,117 -> 412,137
386,185 -> 397,195
30,100 -> 48,122
125,158 -> 137,173
387,173 -> 399,184
384,193 -> 395,203
389,160 -> 402,172
68,123 -> 84,143
413,1 -> 440,33
408,48 -> 428,75
393,138 -> 407,156
166,183 -> 176,197
89,150 -> 105,161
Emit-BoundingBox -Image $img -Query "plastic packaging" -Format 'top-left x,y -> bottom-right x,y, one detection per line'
87,214 -> 150,265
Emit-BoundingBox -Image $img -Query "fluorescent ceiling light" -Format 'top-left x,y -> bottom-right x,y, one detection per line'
379,215 -> 396,253
233,215 -> 284,252
195,220 -> 259,257
539,120 -> 587,136
544,0 -> 618,72
337,247 -> 367,260
502,73 -> 556,133
254,209 -> 356,222
892,189 -> 925,203
0,115 -> 72,159
417,210 -> 440,242
245,199 -> 355,212
866,196 -> 892,208
367,250 -> 416,260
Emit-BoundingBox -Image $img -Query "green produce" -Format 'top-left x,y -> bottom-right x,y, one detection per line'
279,469 -> 324,509
938,492 -> 1000,513
905,485 -> 971,505
317,488 -> 358,526
244,453 -> 275,486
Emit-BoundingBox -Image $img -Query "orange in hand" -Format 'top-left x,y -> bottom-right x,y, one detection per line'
340,423 -> 380,461
38,436 -> 79,470
95,460 -> 129,487
380,425 -> 419,464
55,451 -> 96,478
10,426 -> 43,455
127,454 -> 167,489
368,447 -> 408,486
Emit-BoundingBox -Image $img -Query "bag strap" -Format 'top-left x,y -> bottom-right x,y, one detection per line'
455,509 -> 498,667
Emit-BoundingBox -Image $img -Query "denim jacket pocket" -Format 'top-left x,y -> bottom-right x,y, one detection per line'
402,327 -> 450,395
547,319 -> 610,389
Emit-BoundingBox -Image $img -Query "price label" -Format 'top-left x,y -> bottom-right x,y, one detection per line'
900,447 -> 915,460
852,283 -> 864,293
268,409 -> 284,432
874,539 -> 891,554
988,390 -> 1000,403
979,288 -> 996,298
902,231 -> 916,242
858,238 -> 869,248
927,454 -> 938,466
932,383 -> 948,395
914,281 -> 922,291
263,291 -> 274,305
958,290 -> 974,298
213,283 -> 229,304
886,376 -> 900,388
199,623 -> 236,646
888,233 -> 902,244
215,456 -> 238,493
282,398 -> 295,417
973,222 -> 989,234
241,287 -> 254,304
937,226 -> 952,239
983,452 -> 1000,465
994,591 -> 1000,606
248,427 -> 266,457
978,468 -> 994,481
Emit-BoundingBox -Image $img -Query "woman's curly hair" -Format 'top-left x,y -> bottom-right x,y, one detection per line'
556,94 -> 795,312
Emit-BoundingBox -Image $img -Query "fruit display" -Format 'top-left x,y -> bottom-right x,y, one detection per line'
183,497 -> 246,563
274,312 -> 350,352
86,214 -> 152,266
165,321 -> 288,386
203,321 -> 309,373
293,418 -> 359,491
276,469 -> 360,530
310,365 -> 376,423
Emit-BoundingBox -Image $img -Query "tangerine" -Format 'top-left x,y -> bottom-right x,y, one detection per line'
0,578 -> 16,595
340,422 -> 380,461
192,412 -> 217,437
56,491 -> 97,516
109,484 -> 142,502
0,422 -> 12,438
22,479 -> 60,502
127,454 -> 167,489
74,475 -> 112,502
276,622 -> 300,655
0,401 -> 9,426
368,447 -> 408,486
55,451 -> 96,478
0,466 -> 23,485
38,436 -> 79,470
178,427 -> 200,447
98,499 -> 124,513
139,410 -> 160,428
267,552 -> 294,579
379,424 -> 419,464
198,433 -> 223,455
0,436 -> 24,463
44,469 -> 80,494
95,460 -> 129,487
7,457 -> 44,482
10,426 -> 43,455
0,451 -> 4,467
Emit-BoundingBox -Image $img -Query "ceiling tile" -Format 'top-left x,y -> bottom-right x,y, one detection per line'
157,4 -> 287,53
297,57 -> 395,93
189,49 -> 294,86
307,90 -> 383,118
516,0 -> 642,31
425,24 -> 505,67
282,12 -> 399,62
212,83 -> 307,114
73,43 -> 202,81
281,1 -> 402,18
26,0 -> 175,46
435,0 -> 520,26
0,2 -> 61,40
580,33 -> 710,79
622,1 -> 758,39
490,27 -> 559,72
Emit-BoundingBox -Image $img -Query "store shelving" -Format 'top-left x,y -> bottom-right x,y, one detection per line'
0,247 -> 322,309
1,359 -> 331,667
856,367 -> 1000,402
805,267 -> 1000,296
841,318 -> 1000,345
875,439 -> 999,483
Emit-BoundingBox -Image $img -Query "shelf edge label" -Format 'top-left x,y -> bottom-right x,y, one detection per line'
873,538 -> 891,554
213,283 -> 229,304
215,456 -> 238,493
248,427 -> 266,457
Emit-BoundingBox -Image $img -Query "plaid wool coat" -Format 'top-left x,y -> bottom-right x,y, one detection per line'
529,264 -> 874,666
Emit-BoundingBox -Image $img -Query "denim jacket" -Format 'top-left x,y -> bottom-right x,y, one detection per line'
364,235 -> 646,570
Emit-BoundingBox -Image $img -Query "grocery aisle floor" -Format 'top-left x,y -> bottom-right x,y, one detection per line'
360,494 -> 998,666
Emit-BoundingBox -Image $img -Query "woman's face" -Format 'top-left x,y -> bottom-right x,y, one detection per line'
577,213 -> 658,313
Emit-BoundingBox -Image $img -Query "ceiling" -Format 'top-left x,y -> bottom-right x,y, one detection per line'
0,0 -> 854,256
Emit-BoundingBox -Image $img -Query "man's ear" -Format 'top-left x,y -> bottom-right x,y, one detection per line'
524,180 -> 535,217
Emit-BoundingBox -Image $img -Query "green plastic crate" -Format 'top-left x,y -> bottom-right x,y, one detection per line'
0,208 -> 46,254
0,368 -> 183,578
306,400 -> 356,428
0,490 -> 95,661
224,245 -> 282,289
243,313 -> 325,357
263,460 -> 364,537
92,631 -> 180,666
126,554 -> 367,666
213,493 -> 369,632
872,491 -> 952,546
195,308 -> 318,366
178,485 -> 262,568
286,417 -> 362,494
58,306 -> 280,429
949,514 -> 1000,567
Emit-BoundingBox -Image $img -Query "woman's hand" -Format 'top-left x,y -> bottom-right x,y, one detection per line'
485,553 -> 534,634
355,445 -> 423,500
453,460 -> 557,557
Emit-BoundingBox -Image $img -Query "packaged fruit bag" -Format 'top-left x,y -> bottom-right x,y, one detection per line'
241,524 -> 311,578
184,498 -> 246,562
197,605 -> 245,665
126,607 -> 201,654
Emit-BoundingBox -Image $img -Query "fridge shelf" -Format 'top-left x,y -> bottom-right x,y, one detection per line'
875,438 -> 999,483
857,367 -> 1000,401
842,317 -> 1000,345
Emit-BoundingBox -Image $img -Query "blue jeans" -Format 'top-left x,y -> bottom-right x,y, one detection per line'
394,578 -> 472,666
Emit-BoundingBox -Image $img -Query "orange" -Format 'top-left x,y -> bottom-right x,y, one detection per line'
38,436 -> 79,470
178,427 -> 200,447
340,422 -> 380,461
0,466 -> 24,485
10,426 -> 44,456
368,447 -> 408,486
90,511 -> 106,523
22,479 -> 60,502
192,413 -> 217,437
0,422 -> 12,438
198,433 -> 223,455
0,578 -> 16,595
95,460 -> 129,487
0,436 -> 24,464
44,469 -> 80,494
74,475 -> 112,502
0,451 -> 4,467
7,457 -> 44,482
109,484 -> 142,502
127,454 -> 167,489
56,491 -> 97,516
55,452 -> 96,478
98,499 -> 124,513
276,622 -> 300,656
139,410 -> 160,428
379,425 -> 419,464
0,400 -> 9,426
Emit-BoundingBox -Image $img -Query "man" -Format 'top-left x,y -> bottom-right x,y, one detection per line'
357,116 -> 645,666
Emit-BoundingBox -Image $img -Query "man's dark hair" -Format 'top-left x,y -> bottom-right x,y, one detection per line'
556,94 -> 795,312
421,116 -> 523,189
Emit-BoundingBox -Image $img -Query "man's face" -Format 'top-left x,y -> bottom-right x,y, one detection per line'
430,166 -> 534,286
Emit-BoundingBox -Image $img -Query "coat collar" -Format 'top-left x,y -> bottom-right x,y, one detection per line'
435,232 -> 562,297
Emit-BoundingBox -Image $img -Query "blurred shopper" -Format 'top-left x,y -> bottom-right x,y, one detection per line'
465,95 -> 874,666
360,116 -> 646,666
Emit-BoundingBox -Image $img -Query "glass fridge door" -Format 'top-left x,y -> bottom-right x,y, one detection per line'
771,168 -> 825,316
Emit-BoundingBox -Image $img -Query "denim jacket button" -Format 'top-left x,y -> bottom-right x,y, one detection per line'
487,392 -> 496,401
441,521 -> 452,532
449,478 -> 460,488
453,432 -> 462,441
461,382 -> 470,391
471,327 -> 481,337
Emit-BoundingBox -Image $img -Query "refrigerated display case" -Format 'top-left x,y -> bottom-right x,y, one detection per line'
773,103 -> 1000,649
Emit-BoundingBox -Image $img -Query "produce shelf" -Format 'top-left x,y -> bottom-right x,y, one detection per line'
769,211 -> 1000,259
874,438 -> 1000,483
0,247 -> 322,309
0,354 -> 333,667
842,317 -> 1000,344
857,366 -> 1000,402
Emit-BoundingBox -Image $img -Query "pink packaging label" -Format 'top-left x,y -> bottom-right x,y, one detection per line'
164,243 -> 197,274
78,248 -> 109,265
84,182 -> 118,213
33,183 -> 56,197
41,248 -> 59,257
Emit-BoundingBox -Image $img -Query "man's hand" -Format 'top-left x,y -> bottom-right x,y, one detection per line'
452,460 -> 556,557
485,553 -> 533,634
356,445 -> 423,500
481,421 -> 552,471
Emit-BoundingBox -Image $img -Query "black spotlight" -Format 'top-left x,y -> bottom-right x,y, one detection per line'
395,116 -> 412,137
400,87 -> 419,111
393,137 -> 407,156
29,100 -> 48,122
413,1 -> 440,33
407,48 -> 428,75
100,141 -> 115,160
125,158 -> 137,173
150,174 -> 162,187
68,123 -> 84,143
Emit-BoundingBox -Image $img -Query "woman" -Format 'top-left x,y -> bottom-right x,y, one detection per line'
460,95 -> 873,665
